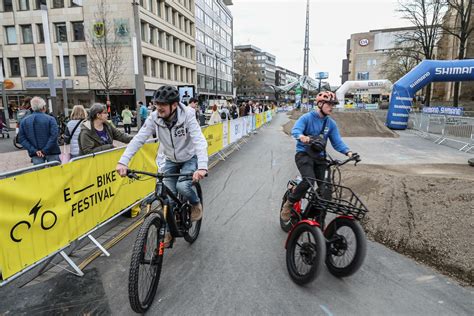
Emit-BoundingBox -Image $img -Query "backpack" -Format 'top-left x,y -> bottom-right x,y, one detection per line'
64,120 -> 82,145
220,111 -> 227,120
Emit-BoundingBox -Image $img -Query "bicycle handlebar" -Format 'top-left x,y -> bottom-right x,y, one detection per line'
126,169 -> 207,180
328,153 -> 361,167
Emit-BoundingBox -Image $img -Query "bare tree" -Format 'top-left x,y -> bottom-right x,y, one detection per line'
86,0 -> 125,109
397,0 -> 446,106
234,51 -> 261,98
380,44 -> 423,83
442,0 -> 474,106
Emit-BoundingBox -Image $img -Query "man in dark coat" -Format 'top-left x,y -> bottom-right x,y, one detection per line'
19,96 -> 61,165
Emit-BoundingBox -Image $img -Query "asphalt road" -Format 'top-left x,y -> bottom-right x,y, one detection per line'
2,112 -> 472,315
87,112 -> 472,315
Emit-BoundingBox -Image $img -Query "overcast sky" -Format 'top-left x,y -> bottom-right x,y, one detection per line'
229,0 -> 412,86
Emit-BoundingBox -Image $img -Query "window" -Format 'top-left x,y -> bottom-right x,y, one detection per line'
357,72 -> 369,80
25,57 -> 37,77
57,56 -> 70,76
35,0 -> 46,9
40,56 -> 47,76
140,22 -> 147,42
205,35 -> 212,48
197,74 -> 204,88
167,63 -> 172,80
18,0 -> 29,10
165,5 -> 169,22
159,60 -> 164,78
21,25 -> 33,44
3,0 -> 13,12
9,58 -> 20,77
148,0 -> 152,12
70,0 -> 80,7
75,55 -> 87,75
55,23 -> 67,42
157,30 -> 163,48
172,9 -> 176,26
196,29 -> 204,43
5,26 -> 17,44
174,65 -> 179,80
149,26 -> 156,45
72,22 -> 84,41
36,24 -> 44,43
204,14 -> 212,28
156,0 -> 161,17
53,0 -> 64,8
197,51 -> 203,64
196,6 -> 203,21
151,58 -> 156,77
143,56 -> 148,76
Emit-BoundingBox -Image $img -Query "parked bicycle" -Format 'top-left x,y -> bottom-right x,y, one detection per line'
126,169 -> 204,313
280,153 -> 368,285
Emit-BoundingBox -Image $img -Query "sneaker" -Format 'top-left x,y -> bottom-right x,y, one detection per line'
191,203 -> 203,222
163,233 -> 172,248
280,200 -> 293,222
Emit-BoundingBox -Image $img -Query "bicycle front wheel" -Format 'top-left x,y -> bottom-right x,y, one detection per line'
128,214 -> 164,313
286,223 -> 326,285
184,182 -> 202,243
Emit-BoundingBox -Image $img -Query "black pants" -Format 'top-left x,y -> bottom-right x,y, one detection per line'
288,152 -> 328,203
124,124 -> 131,134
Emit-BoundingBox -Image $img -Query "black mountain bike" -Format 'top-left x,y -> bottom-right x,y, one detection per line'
280,153 -> 368,285
126,169 -> 204,313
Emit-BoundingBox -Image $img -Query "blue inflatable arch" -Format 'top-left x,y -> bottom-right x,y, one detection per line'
387,59 -> 474,129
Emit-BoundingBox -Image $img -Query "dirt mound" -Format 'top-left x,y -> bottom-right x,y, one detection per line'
283,111 -> 398,138
340,164 -> 474,285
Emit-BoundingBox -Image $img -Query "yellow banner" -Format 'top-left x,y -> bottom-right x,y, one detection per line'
202,123 -> 223,156
263,111 -> 268,123
0,143 -> 158,280
255,113 -> 263,129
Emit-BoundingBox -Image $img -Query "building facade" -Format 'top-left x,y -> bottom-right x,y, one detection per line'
0,0 -> 196,118
194,0 -> 233,104
234,44 -> 276,101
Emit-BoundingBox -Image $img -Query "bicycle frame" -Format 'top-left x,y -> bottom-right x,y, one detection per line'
128,170 -> 194,239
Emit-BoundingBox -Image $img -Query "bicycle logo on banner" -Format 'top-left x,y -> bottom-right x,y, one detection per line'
10,199 -> 58,243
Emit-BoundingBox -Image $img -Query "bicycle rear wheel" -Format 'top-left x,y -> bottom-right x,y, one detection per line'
13,135 -> 23,149
184,182 -> 202,243
286,223 -> 326,285
128,213 -> 164,313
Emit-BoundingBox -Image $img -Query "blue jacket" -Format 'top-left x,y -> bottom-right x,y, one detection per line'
140,105 -> 148,119
292,111 -> 349,157
19,112 -> 61,157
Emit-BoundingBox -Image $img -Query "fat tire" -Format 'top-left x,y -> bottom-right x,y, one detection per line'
286,223 -> 326,285
128,214 -> 163,313
324,217 -> 367,278
280,191 -> 293,232
184,182 -> 202,243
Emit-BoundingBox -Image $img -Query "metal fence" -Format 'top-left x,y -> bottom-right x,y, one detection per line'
409,112 -> 473,153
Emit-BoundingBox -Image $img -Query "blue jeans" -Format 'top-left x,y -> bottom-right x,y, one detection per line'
161,156 -> 200,205
32,154 -> 60,165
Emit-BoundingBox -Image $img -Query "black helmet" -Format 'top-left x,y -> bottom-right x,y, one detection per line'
153,85 -> 180,104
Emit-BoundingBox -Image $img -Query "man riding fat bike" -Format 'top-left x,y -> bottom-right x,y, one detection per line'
116,85 -> 208,239
280,91 -> 353,222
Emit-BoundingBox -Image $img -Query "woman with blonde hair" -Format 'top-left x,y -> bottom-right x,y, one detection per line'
208,104 -> 222,125
67,105 -> 87,158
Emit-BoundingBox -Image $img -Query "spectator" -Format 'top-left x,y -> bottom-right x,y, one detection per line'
220,105 -> 230,120
121,105 -> 133,134
138,101 -> 148,127
67,105 -> 87,158
18,96 -> 61,165
230,104 -> 239,119
187,97 -> 200,122
208,104 -> 222,125
239,103 -> 246,117
79,103 -> 133,155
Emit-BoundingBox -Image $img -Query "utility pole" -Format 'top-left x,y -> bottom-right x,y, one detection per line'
132,0 -> 146,128
58,42 -> 69,115
41,5 -> 58,115
302,0 -> 310,106
0,57 -> 10,128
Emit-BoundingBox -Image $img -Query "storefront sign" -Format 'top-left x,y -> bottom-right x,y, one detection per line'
25,80 -> 73,90
95,89 -> 135,96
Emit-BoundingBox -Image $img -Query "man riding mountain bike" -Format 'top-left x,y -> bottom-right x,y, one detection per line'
280,91 -> 353,222
116,85 -> 208,230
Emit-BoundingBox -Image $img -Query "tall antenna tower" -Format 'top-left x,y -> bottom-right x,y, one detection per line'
303,0 -> 310,76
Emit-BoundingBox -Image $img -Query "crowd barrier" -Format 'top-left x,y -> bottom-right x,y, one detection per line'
0,111 -> 274,285
409,112 -> 473,153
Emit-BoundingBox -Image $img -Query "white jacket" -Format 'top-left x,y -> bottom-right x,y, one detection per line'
119,103 -> 208,170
